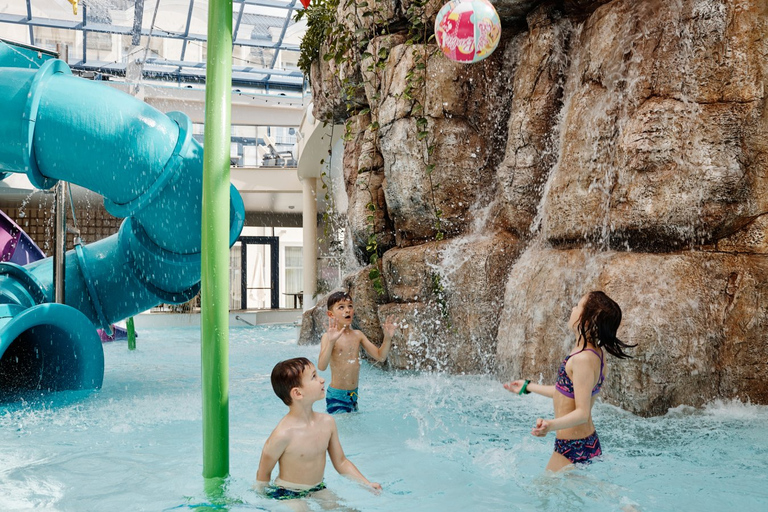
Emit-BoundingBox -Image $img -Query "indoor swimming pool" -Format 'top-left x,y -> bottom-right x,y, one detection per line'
1,324 -> 766,511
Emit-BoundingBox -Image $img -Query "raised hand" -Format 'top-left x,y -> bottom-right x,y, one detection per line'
327,316 -> 346,342
503,380 -> 525,394
382,315 -> 397,338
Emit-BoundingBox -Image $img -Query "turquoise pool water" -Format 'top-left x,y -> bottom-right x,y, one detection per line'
1,325 -> 767,511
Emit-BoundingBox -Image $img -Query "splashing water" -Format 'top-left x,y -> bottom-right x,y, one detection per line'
1,325 -> 766,511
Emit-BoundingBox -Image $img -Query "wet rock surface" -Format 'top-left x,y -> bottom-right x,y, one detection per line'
301,0 -> 768,415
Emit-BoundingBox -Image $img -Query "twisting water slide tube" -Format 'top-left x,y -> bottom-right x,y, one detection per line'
0,42 -> 245,398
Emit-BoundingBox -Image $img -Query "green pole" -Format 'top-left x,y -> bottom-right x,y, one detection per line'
201,0 -> 232,480
126,316 -> 136,351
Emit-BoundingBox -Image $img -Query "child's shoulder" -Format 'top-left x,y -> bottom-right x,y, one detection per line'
312,411 -> 337,429
272,411 -> 333,436
266,416 -> 295,444
313,410 -> 334,422
568,349 -> 603,370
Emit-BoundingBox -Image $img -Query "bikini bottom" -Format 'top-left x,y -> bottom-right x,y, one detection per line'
554,431 -> 602,464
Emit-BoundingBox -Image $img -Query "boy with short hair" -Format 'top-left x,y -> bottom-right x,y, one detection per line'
254,357 -> 380,501
317,291 -> 396,414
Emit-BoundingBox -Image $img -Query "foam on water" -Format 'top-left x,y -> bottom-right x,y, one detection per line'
1,325 -> 767,511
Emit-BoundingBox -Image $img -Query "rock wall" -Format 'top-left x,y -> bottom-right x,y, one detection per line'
299,0 -> 768,415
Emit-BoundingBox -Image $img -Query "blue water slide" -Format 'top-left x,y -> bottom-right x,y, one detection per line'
0,57 -> 245,397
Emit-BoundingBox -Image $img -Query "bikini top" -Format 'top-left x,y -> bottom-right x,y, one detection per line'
554,348 -> 605,399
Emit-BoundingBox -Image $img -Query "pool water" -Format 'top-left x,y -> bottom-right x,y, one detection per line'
1,325 -> 767,511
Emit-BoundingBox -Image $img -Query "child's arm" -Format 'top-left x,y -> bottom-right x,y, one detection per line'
531,355 -> 596,436
327,417 -> 381,491
504,379 -> 555,398
317,318 -> 345,371
253,430 -> 289,491
359,315 -> 396,363
317,333 -> 333,371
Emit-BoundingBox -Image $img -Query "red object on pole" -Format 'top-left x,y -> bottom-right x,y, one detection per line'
300,0 -> 311,8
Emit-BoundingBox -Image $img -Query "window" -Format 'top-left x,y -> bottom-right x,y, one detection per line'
230,243 -> 242,310
284,246 -> 302,307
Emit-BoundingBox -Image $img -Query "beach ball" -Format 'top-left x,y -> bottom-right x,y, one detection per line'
434,0 -> 501,63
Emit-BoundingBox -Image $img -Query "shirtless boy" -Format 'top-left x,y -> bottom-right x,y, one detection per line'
317,291 -> 396,414
254,357 -> 381,502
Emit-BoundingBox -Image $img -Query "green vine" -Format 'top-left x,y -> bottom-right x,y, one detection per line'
297,1 -> 371,291
317,128 -> 345,269
404,0 -> 444,241
294,0 -> 340,78
403,3 -> 449,325
430,272 -> 450,323
357,173 -> 385,295
357,1 -> 392,295
297,1 -> 446,296
366,202 -> 385,295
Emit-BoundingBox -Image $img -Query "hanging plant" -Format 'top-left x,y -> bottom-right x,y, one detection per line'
405,0 -> 444,241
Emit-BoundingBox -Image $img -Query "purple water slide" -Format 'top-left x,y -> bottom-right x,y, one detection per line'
0,209 -> 45,264
98,324 -> 136,342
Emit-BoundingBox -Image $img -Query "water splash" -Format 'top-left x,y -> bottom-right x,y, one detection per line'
1,326 -> 767,510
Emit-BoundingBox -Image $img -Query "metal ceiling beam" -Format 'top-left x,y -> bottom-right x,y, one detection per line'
267,0 -> 297,71
81,4 -> 86,63
1,1 -> 306,90
145,58 -> 303,78
233,0 -> 245,44
131,0 -> 145,46
0,14 -> 299,51
25,0 -> 34,45
233,38 -> 299,52
180,0 -> 195,60
236,0 -> 297,9
73,61 -> 304,89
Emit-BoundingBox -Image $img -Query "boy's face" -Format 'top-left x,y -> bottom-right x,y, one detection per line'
296,363 -> 325,403
328,299 -> 354,328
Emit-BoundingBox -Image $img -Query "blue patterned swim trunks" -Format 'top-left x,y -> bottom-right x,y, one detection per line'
325,386 -> 358,414
264,482 -> 326,500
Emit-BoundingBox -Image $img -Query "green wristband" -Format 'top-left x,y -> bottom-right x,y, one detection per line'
519,379 -> 531,395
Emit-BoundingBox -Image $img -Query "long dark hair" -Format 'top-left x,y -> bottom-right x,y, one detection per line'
576,291 -> 635,359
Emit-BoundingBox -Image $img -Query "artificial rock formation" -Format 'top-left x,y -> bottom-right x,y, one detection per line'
495,245 -> 768,416
298,264 -> 390,347
300,0 -> 768,415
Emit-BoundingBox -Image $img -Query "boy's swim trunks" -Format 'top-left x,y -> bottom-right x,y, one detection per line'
264,482 -> 326,500
326,386 -> 358,414
554,431 -> 602,464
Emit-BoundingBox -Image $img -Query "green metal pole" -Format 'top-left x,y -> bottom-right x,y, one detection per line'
201,0 -> 232,480
126,316 -> 136,351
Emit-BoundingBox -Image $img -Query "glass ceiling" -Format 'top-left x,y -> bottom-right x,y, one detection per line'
0,0 -> 307,91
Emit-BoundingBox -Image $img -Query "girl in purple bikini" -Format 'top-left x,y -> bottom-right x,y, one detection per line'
505,291 -> 635,471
